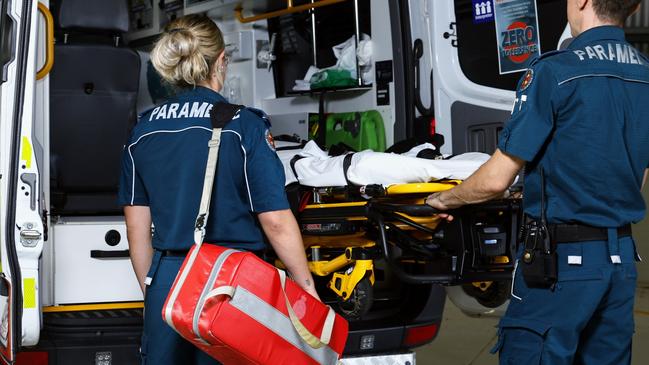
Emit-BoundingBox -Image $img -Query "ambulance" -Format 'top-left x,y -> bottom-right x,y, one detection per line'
0,0 -> 646,364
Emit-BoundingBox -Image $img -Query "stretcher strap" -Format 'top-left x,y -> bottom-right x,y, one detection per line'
342,153 -> 354,186
277,269 -> 336,349
194,129 -> 222,245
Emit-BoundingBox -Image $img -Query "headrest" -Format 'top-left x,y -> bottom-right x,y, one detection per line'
58,0 -> 129,33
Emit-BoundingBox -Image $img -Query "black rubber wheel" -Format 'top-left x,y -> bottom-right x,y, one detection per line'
336,277 -> 373,321
461,280 -> 511,308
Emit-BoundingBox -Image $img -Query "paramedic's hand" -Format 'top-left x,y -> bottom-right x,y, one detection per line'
426,192 -> 454,222
303,285 -> 321,301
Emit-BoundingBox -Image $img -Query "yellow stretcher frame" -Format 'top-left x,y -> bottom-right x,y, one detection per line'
297,180 -> 460,303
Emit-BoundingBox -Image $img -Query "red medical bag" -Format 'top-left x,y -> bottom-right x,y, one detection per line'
162,103 -> 348,364
162,244 -> 348,364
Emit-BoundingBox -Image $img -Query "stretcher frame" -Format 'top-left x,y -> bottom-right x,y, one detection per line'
284,181 -> 522,319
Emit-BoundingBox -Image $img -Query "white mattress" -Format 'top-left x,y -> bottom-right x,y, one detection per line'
276,141 -> 490,187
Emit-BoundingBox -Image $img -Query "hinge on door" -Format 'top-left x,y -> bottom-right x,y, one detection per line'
443,22 -> 458,48
42,208 -> 48,242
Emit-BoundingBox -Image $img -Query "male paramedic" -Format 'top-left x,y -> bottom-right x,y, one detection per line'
427,0 -> 647,364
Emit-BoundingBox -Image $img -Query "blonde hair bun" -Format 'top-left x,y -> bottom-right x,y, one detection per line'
151,15 -> 224,88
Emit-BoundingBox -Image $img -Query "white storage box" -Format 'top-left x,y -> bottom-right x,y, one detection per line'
52,217 -> 142,304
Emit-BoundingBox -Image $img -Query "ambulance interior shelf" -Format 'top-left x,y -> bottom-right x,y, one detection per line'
268,0 -> 371,97
285,84 -> 373,96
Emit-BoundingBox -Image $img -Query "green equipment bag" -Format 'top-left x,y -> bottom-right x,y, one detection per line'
309,69 -> 357,89
309,110 -> 386,152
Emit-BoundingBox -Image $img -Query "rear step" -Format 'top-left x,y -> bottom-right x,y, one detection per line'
22,308 -> 143,365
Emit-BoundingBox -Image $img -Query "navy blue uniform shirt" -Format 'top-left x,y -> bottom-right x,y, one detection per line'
498,26 -> 649,227
118,86 -> 289,251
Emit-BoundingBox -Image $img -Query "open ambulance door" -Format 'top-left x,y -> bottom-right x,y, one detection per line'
0,0 -> 47,362
424,0 -> 568,155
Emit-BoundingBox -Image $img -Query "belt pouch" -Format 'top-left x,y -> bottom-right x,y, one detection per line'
520,224 -> 557,288
521,167 -> 557,288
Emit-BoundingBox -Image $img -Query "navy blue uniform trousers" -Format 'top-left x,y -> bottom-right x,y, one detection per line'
492,236 -> 639,364
141,253 -> 221,365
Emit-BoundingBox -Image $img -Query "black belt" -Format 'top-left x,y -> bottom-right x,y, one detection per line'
159,248 -> 265,257
160,249 -> 189,257
550,223 -> 632,244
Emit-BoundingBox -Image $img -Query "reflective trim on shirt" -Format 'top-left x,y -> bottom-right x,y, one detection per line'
558,73 -> 649,86
222,129 -> 254,211
127,126 -> 212,205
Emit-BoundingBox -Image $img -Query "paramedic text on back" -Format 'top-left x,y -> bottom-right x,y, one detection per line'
427,0 -> 648,364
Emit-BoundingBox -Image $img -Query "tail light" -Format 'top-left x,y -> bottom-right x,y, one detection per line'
16,352 -> 48,365
429,118 -> 436,136
402,323 -> 439,347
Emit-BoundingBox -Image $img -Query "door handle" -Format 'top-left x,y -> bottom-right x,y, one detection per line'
36,2 -> 53,80
90,250 -> 130,259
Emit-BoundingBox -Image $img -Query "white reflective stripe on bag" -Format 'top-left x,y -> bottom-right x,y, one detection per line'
203,284 -> 339,364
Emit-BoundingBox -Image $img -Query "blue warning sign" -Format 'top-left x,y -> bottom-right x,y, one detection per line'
473,0 -> 495,24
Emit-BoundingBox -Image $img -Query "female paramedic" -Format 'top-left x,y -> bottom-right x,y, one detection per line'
118,14 -> 320,365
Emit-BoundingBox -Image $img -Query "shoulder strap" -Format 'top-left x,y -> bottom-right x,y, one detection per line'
194,102 -> 244,245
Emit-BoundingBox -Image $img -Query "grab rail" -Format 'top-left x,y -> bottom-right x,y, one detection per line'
235,0 -> 347,23
36,2 -> 54,80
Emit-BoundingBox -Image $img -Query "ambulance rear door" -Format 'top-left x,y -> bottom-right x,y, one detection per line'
408,0 -> 569,155
0,0 -> 47,362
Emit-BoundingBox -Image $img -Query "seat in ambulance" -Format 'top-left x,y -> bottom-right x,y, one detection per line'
50,0 -> 139,215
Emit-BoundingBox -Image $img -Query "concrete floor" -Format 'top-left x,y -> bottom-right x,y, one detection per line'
415,282 -> 649,364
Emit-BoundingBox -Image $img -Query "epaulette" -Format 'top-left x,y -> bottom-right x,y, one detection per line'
246,107 -> 272,126
247,107 -> 270,120
529,49 -> 569,67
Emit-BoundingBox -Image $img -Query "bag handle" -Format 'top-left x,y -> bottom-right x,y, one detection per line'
277,269 -> 336,349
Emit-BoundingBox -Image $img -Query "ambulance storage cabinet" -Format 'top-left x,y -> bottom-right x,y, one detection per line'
51,217 -> 142,304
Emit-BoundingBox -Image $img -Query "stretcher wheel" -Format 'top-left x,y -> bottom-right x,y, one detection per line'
461,280 -> 511,308
336,277 -> 373,320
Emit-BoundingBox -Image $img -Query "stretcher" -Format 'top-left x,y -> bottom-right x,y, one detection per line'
275,142 -> 522,320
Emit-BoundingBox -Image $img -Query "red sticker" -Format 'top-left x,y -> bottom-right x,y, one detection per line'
520,69 -> 534,91
265,129 -> 276,151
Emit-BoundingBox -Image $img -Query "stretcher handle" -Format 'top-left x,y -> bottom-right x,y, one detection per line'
277,269 -> 337,349
370,202 -> 440,217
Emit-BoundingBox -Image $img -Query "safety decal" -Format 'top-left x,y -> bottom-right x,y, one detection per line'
520,69 -> 534,91
265,129 -> 276,151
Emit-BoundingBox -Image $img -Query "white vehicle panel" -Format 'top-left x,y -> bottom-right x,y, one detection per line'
52,219 -> 142,304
